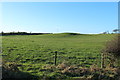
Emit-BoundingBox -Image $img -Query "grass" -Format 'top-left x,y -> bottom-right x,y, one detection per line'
2,33 -> 116,79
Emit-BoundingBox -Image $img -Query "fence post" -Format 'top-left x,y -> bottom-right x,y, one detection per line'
101,52 -> 105,68
54,51 -> 57,66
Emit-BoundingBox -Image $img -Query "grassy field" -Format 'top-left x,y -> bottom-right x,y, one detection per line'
2,33 -> 115,79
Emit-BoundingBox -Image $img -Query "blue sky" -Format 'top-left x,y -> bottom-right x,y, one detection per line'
1,2 -> 118,34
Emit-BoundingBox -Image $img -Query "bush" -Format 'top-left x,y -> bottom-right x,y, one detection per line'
104,34 -> 120,58
102,34 -> 120,68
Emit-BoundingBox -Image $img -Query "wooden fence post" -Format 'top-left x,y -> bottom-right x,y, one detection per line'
54,51 -> 57,66
101,52 -> 105,68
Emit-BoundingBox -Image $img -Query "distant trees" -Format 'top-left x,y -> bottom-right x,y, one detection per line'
113,29 -> 120,33
102,29 -> 120,34
0,31 -> 52,36
102,31 -> 109,34
102,32 -> 107,34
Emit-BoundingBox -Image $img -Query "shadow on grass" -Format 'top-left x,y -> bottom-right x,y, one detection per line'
1,66 -> 39,80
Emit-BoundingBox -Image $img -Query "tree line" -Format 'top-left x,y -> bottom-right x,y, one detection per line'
0,31 -> 52,36
102,29 -> 120,34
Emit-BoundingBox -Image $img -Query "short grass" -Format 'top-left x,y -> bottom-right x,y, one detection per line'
2,33 -> 115,76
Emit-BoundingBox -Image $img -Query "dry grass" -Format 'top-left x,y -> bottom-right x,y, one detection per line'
42,62 -> 120,80
2,61 -> 39,79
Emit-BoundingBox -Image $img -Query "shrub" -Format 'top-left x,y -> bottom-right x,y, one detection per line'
101,34 -> 120,68
104,34 -> 120,58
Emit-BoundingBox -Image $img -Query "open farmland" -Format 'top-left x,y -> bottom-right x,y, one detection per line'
2,33 -> 115,79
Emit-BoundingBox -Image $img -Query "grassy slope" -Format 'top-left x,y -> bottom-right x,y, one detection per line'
2,34 -> 115,76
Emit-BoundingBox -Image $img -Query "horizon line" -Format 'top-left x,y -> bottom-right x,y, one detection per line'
0,31 -> 114,34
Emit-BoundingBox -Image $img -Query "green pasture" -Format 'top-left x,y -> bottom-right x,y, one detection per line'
2,33 -> 115,76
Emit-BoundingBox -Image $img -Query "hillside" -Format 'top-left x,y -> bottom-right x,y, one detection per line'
2,34 -> 117,80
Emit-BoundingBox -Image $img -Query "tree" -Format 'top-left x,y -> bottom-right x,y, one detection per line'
1,31 -> 4,34
1,31 -> 4,35
113,29 -> 119,33
102,32 -> 107,34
